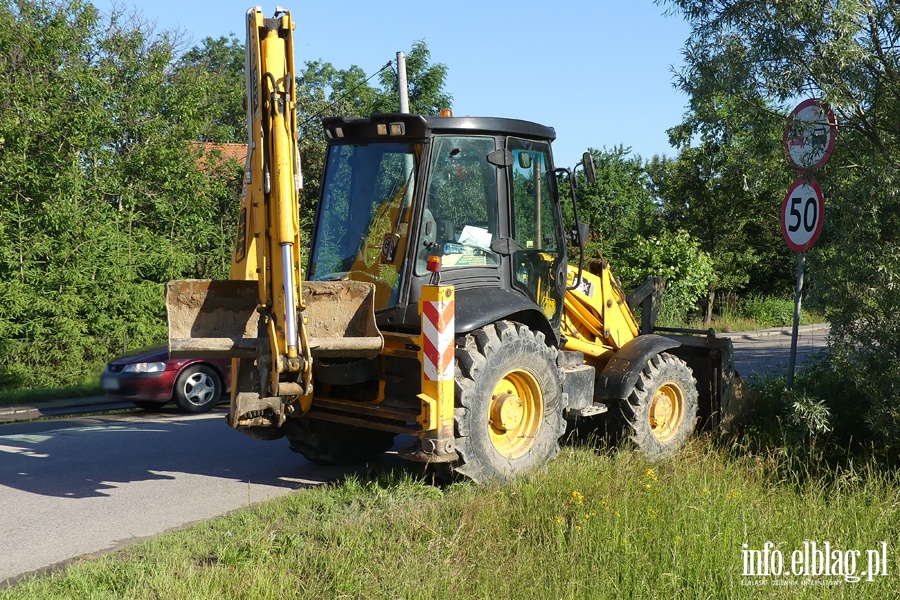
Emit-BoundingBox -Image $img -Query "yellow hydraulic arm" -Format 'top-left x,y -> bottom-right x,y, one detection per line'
562,261 -> 641,368
231,7 -> 312,398
166,8 -> 382,430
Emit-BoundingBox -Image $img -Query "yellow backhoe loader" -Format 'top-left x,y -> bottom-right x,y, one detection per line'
166,7 -> 743,482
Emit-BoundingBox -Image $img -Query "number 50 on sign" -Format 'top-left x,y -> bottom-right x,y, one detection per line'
781,178 -> 824,253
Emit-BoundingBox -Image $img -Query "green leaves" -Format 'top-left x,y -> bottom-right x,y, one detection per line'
661,0 -> 900,448
0,1 -> 240,388
617,230 -> 715,323
0,3 -> 452,389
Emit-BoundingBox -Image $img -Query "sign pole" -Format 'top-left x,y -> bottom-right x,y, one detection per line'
787,252 -> 805,388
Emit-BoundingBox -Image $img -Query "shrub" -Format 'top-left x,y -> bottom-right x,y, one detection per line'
615,229 -> 714,323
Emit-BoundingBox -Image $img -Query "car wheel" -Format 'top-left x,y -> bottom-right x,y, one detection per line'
133,401 -> 167,411
173,364 -> 222,413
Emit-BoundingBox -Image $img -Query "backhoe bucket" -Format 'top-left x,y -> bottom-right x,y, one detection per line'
166,279 -> 383,360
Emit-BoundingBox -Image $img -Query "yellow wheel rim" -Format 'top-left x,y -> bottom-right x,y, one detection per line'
649,382 -> 685,443
488,369 -> 543,459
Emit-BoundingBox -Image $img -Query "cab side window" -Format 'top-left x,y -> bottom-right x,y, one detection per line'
509,138 -> 562,320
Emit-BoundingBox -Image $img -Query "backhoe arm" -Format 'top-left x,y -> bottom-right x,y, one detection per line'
232,7 -> 311,396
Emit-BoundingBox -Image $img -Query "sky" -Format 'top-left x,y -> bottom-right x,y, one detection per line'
91,0 -> 692,166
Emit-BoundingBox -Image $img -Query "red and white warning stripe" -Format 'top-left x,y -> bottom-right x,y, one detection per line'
422,297 -> 455,381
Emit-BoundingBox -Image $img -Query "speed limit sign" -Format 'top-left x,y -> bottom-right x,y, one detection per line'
781,178 -> 824,253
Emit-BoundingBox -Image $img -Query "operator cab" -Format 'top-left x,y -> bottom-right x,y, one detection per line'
308,114 -> 568,341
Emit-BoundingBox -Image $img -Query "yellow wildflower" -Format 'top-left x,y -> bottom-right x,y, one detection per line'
568,490 -> 584,506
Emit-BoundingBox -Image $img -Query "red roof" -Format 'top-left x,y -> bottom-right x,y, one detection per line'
193,142 -> 248,172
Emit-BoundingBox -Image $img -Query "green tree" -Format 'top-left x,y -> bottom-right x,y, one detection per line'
616,230 -> 715,324
661,0 -> 900,447
575,146 -> 659,261
175,35 -> 246,142
646,129 -> 791,322
0,0 -> 239,388
374,39 -> 453,115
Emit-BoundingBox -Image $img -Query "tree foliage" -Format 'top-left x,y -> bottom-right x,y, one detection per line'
570,147 -> 716,322
0,0 -> 240,387
661,0 -> 900,447
617,230 -> 715,323
0,1 -> 451,390
175,35 -> 246,142
575,146 -> 660,259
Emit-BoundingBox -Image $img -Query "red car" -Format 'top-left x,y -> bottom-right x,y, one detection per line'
101,344 -> 231,413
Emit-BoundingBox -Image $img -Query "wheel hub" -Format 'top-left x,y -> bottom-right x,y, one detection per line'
650,393 -> 673,429
648,383 -> 684,443
490,393 -> 524,432
487,370 -> 544,459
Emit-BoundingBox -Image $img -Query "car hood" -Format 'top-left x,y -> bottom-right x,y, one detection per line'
108,344 -> 168,365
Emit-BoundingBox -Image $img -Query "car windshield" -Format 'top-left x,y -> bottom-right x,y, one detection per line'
308,141 -> 421,310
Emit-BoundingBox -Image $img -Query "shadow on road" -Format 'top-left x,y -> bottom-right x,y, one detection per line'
731,330 -> 830,380
0,410 -> 401,499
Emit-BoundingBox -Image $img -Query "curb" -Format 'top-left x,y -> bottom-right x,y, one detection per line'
717,323 -> 829,341
0,396 -> 136,425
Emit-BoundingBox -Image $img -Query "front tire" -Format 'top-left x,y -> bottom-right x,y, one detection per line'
173,364 -> 222,413
621,352 -> 698,459
453,321 -> 565,483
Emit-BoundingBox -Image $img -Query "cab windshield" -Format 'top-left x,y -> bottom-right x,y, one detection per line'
308,141 -> 420,310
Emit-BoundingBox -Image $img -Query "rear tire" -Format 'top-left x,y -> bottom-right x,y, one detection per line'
286,419 -> 396,466
173,364 -> 222,413
453,321 -> 565,483
621,352 -> 698,459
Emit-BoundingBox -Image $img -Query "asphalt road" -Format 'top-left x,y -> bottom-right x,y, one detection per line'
726,325 -> 829,379
0,409 -> 401,585
0,326 -> 829,585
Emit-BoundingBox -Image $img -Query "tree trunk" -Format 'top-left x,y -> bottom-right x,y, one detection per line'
704,289 -> 715,326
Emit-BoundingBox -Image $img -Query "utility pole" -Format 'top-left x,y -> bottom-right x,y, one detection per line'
397,51 -> 409,113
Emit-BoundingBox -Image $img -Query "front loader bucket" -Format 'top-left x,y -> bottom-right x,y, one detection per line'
165,279 -> 383,360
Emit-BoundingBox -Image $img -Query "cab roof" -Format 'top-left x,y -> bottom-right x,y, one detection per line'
321,113 -> 556,143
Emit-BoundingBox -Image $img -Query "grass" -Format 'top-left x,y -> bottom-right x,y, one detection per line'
4,434 -> 898,599
679,294 -> 827,333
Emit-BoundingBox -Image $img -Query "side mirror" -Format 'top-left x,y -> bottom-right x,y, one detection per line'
518,151 -> 532,169
582,152 -> 596,184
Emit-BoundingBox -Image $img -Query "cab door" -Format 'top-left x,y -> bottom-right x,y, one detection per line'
507,138 -> 565,329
